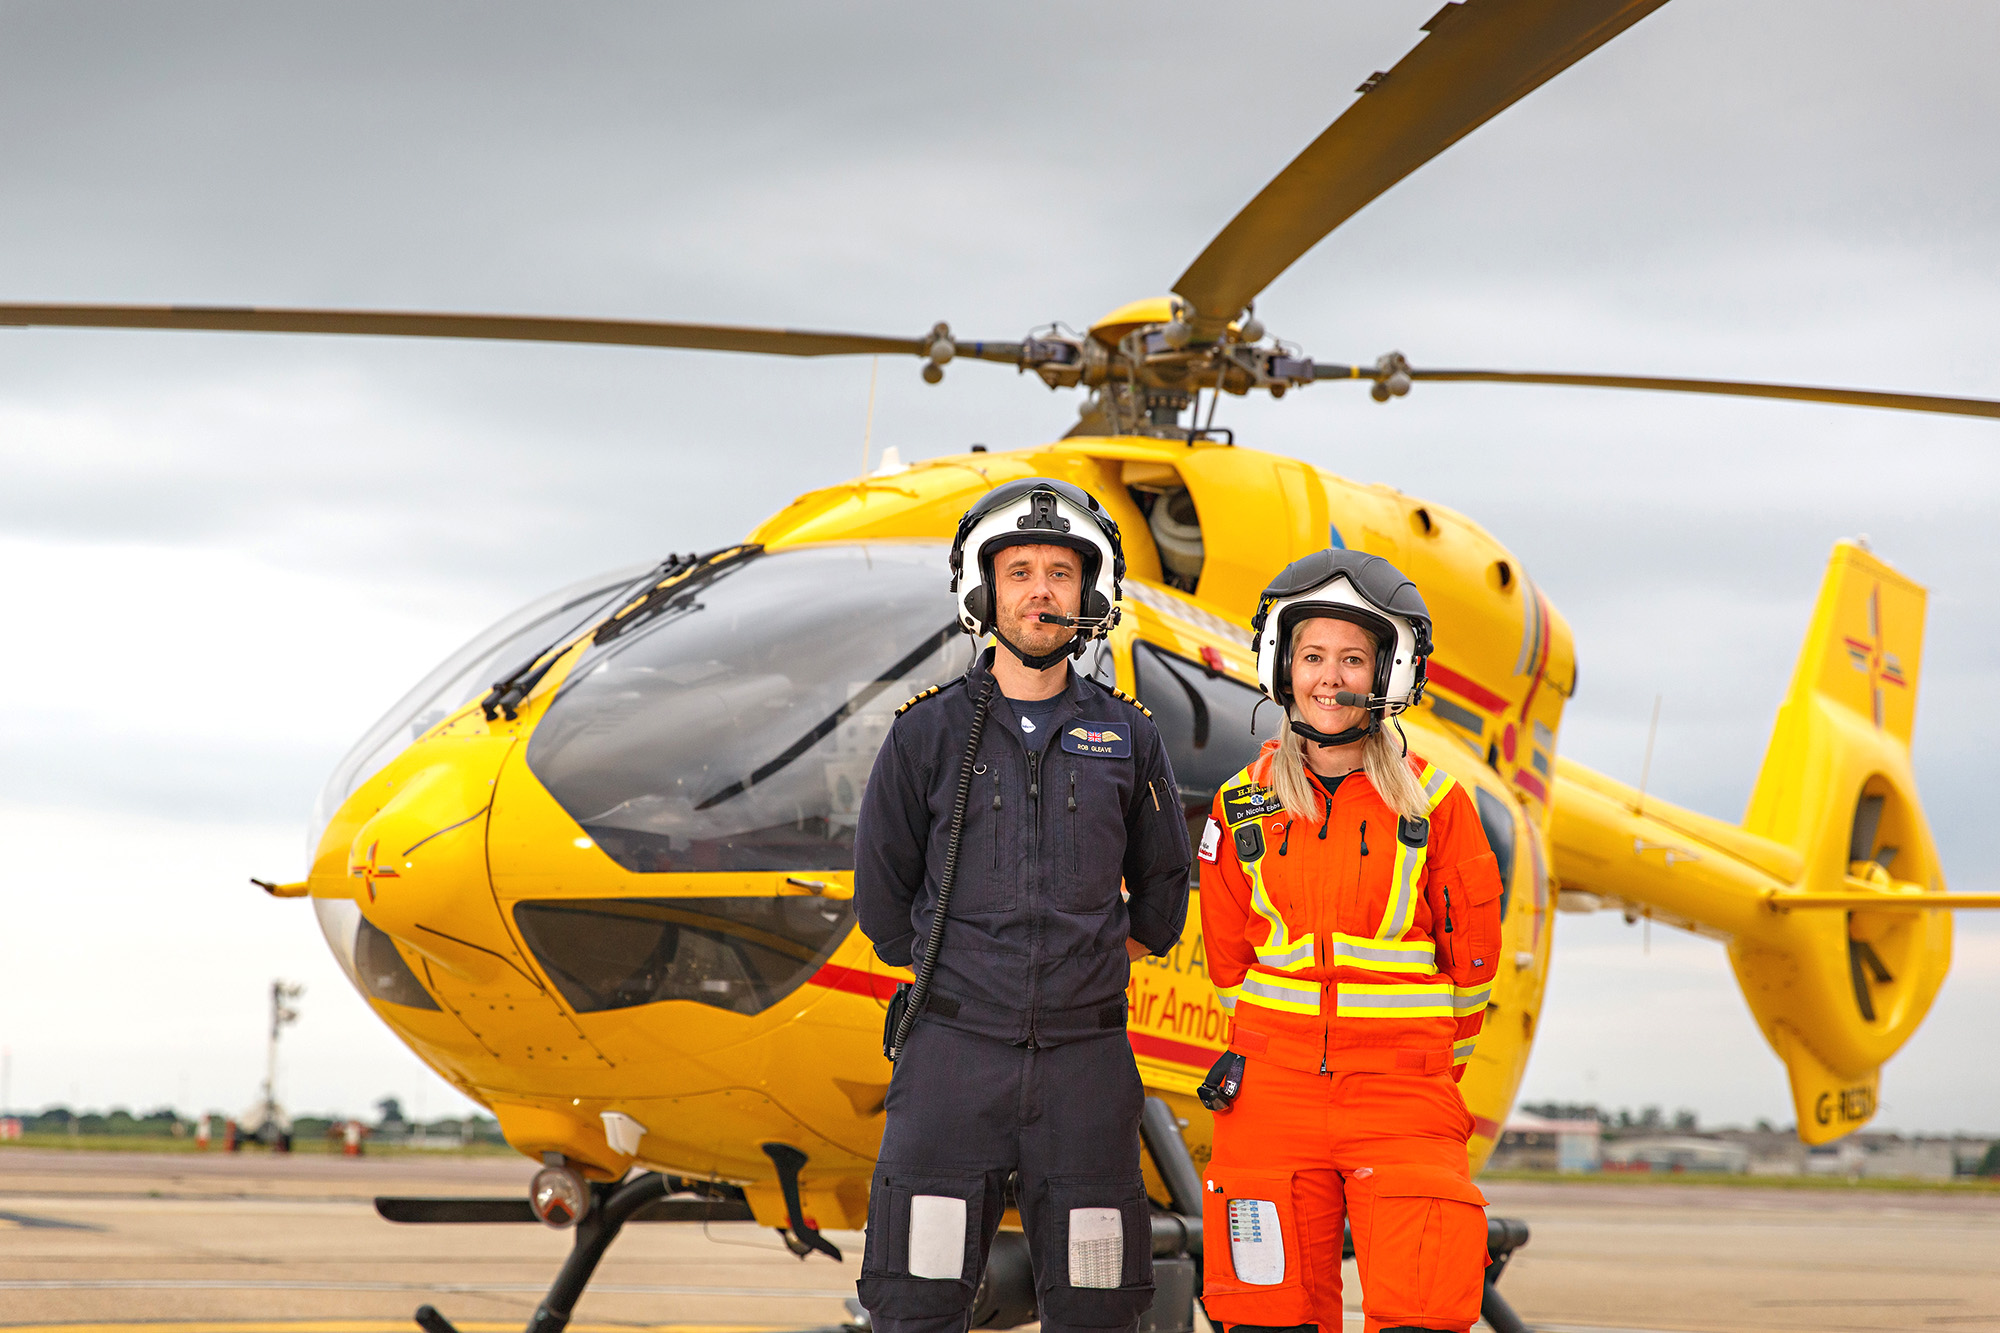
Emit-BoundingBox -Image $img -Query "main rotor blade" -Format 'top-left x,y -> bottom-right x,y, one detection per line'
1173,0 -> 1669,334
0,302 -> 926,358
1409,368 -> 2000,419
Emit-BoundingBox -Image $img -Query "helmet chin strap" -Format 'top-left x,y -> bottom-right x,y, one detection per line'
994,625 -> 1078,672
1289,715 -> 1378,748
1288,687 -> 1387,748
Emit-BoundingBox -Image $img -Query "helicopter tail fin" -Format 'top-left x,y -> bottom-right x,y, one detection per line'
1551,541 -> 1951,1145
1733,540 -> 1945,1143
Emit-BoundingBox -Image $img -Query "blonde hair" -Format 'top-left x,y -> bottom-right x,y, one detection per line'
1269,718 -> 1429,825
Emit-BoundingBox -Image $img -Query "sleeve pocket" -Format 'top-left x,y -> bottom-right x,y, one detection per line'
1440,851 -> 1503,985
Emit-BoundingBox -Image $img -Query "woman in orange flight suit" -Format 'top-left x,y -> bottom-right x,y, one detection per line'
1195,550 -> 1505,1333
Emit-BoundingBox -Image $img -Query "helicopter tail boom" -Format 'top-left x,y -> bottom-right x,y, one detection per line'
1550,541 -> 1955,1144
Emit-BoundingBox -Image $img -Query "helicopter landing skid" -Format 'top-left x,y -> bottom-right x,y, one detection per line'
385,1172 -> 831,1333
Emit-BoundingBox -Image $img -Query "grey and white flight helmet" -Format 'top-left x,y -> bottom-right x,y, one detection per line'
1251,549 -> 1432,741
949,478 -> 1125,663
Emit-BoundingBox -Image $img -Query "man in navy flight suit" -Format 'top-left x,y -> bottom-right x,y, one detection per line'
854,478 -> 1191,1333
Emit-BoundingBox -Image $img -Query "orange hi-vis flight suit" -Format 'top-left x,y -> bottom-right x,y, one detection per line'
1197,742 -> 1504,1333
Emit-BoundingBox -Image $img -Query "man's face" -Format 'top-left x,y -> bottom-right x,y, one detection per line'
992,543 -> 1084,658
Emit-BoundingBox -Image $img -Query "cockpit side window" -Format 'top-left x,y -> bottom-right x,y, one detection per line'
1472,785 -> 1519,922
514,895 -> 853,1016
525,544 -> 968,874
310,562 -> 654,854
1130,641 -> 1281,881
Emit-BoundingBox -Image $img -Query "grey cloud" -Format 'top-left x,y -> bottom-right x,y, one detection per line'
0,719 -> 342,826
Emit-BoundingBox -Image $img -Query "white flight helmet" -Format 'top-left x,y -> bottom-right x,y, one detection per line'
949,478 -> 1125,667
1251,549 -> 1432,744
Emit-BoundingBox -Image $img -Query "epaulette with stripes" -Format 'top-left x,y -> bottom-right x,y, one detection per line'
1109,687 -> 1152,719
896,683 -> 947,716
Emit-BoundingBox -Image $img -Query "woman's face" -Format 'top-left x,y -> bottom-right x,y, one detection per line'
1290,617 -> 1377,738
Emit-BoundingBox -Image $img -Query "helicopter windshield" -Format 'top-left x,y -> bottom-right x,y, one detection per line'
525,542 -> 970,873
308,560 -> 657,856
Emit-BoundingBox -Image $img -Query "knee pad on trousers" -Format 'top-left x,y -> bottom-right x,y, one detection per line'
1030,1175 -> 1155,1327
858,1166 -> 987,1321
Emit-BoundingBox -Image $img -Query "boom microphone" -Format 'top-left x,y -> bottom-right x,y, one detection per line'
1038,612 -> 1115,629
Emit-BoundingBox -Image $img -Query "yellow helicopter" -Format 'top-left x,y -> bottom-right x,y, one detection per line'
11,2 -> 2000,1330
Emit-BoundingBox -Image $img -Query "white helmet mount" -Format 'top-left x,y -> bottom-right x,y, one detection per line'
1251,549 -> 1432,747
950,478 -> 1125,670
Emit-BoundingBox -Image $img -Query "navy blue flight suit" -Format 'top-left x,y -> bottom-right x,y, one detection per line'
855,647 -> 1191,1333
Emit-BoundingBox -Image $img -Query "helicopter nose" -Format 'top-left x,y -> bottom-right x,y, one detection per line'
344,736 -> 516,984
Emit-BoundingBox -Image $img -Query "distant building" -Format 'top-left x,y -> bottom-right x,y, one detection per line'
1490,1111 -> 1602,1173
1690,1129 -> 1992,1180
1602,1135 -> 1750,1174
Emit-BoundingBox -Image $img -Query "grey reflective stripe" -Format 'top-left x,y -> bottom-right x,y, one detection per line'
1451,988 -> 1492,1012
1454,1040 -> 1477,1059
1340,990 -> 1452,1010
1257,938 -> 1315,970
1331,939 -> 1435,967
1383,843 -> 1423,940
1240,974 -> 1317,1006
1423,768 -> 1453,804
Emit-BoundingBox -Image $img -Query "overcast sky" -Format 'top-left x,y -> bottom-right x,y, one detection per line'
2,1 -> 1996,1135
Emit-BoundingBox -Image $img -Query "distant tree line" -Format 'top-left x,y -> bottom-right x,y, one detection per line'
3,1102 -> 503,1142
1517,1102 -> 1705,1133
7,1106 -> 188,1136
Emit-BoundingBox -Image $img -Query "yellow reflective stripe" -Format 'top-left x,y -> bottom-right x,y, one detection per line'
1219,761 -> 1264,826
1335,980 -> 1455,1019
1237,783 -> 1309,969
1328,933 -> 1436,974
1371,763 -> 1456,942
1377,834 -> 1428,940
1213,983 -> 1240,1012
1453,1039 -> 1477,1064
1238,972 -> 1322,1015
1421,761 -> 1457,811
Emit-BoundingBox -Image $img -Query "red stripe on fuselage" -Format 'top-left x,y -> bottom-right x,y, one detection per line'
808,962 -> 903,1001
1472,1114 -> 1501,1139
1426,662 -> 1508,715
807,969 -> 1225,1071
1129,1029 -> 1225,1070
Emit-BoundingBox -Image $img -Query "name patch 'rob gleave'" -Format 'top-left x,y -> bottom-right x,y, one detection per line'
1061,723 -> 1131,759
